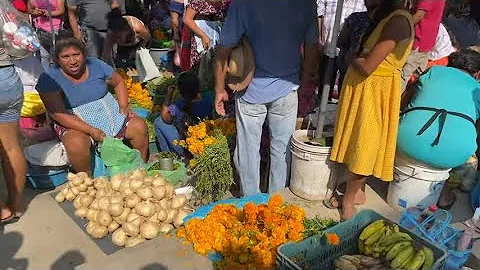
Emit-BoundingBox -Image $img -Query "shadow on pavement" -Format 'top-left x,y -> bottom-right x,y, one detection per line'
141,263 -> 168,270
0,230 -> 28,270
51,250 -> 86,270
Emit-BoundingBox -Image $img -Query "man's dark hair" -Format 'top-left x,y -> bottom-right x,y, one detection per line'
448,49 -> 480,75
177,72 -> 200,101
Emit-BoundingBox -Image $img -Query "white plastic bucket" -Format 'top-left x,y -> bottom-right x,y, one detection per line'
289,130 -> 337,201
387,152 -> 451,212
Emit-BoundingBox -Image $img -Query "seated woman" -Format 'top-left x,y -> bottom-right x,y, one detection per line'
102,8 -> 151,67
398,49 -> 480,208
36,32 -> 149,175
155,72 -> 212,155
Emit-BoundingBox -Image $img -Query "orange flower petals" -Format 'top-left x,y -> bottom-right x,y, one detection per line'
326,233 -> 340,246
177,196 -> 305,268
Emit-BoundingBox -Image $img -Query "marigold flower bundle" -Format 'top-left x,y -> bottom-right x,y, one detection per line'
174,119 -> 235,158
118,69 -> 153,111
177,195 -> 306,268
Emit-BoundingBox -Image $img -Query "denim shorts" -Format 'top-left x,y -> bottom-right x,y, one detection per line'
0,66 -> 23,123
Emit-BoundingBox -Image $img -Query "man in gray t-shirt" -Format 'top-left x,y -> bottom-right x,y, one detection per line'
67,0 -> 124,57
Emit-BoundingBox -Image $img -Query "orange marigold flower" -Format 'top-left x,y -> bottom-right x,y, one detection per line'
268,194 -> 283,209
326,233 -> 340,246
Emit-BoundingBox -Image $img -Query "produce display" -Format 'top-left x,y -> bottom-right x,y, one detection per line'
55,170 -> 192,248
118,69 -> 154,111
176,195 -> 306,268
334,219 -> 434,270
176,120 -> 235,203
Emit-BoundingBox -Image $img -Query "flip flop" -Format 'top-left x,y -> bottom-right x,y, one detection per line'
323,193 -> 343,209
0,212 -> 20,225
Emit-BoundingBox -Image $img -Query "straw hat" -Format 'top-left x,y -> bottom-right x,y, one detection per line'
227,38 -> 255,92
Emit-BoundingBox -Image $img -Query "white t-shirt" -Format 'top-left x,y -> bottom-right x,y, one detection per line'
317,0 -> 366,56
430,23 -> 456,61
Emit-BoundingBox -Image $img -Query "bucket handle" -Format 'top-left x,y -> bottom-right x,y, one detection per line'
393,167 -> 420,183
291,148 -> 325,161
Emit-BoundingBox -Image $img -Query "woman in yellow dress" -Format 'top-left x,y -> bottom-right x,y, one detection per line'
330,0 -> 414,220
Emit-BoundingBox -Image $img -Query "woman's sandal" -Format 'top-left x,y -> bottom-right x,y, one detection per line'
323,193 -> 343,209
0,208 -> 22,225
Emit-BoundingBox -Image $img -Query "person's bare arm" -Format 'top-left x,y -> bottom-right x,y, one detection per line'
40,91 -> 97,135
318,16 -> 325,46
102,31 -> 116,63
107,71 -> 130,115
160,86 -> 175,124
302,43 -> 320,85
214,46 -> 232,116
352,16 -> 411,76
68,5 -> 82,41
183,7 -> 210,48
135,21 -> 151,47
413,9 -> 426,24
171,11 -> 180,42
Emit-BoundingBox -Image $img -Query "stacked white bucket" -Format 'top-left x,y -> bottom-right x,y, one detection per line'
387,152 -> 450,212
289,130 -> 345,201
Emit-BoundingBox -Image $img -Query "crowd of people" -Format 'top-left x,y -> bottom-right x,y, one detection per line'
1,0 -> 480,225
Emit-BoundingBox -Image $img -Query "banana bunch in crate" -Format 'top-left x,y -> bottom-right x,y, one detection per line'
360,220 -> 434,270
334,219 -> 436,270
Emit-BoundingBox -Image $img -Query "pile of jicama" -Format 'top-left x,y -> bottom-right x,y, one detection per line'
54,169 -> 191,248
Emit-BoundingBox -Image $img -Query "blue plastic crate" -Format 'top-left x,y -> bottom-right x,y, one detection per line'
26,166 -> 69,189
276,210 -> 447,270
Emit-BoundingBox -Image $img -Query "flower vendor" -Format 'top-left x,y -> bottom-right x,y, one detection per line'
154,72 -> 212,155
36,32 -> 149,175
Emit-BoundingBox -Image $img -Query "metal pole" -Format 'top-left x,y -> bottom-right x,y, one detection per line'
47,1 -> 55,66
314,0 -> 345,140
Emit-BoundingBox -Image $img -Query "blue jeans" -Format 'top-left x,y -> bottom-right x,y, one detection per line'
234,90 -> 298,196
154,116 -> 184,155
82,27 -> 108,58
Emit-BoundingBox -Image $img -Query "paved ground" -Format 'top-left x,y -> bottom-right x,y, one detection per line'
1,172 -> 479,269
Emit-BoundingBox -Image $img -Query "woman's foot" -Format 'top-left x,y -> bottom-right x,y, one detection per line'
0,205 -> 21,224
324,188 -> 366,209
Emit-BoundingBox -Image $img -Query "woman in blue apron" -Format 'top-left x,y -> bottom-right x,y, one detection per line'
398,49 -> 480,209
36,31 -> 149,175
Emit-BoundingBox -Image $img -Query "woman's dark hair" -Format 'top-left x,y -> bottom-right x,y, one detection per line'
53,30 -> 87,64
358,0 -> 407,54
448,49 -> 480,75
177,72 -> 200,118
107,8 -> 130,33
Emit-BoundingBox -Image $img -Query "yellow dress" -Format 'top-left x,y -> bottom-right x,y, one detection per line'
330,10 -> 414,181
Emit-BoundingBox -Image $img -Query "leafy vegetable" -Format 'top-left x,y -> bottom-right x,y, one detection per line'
303,216 -> 338,238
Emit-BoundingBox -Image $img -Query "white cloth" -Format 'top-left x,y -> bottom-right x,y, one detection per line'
13,55 -> 44,93
317,0 -> 366,57
24,140 -> 69,167
430,23 -> 456,61
194,20 -> 222,54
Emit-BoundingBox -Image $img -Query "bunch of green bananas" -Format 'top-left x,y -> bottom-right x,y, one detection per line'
357,220 -> 435,270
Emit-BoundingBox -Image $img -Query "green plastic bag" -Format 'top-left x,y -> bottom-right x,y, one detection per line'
148,161 -> 186,184
100,138 -> 146,175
